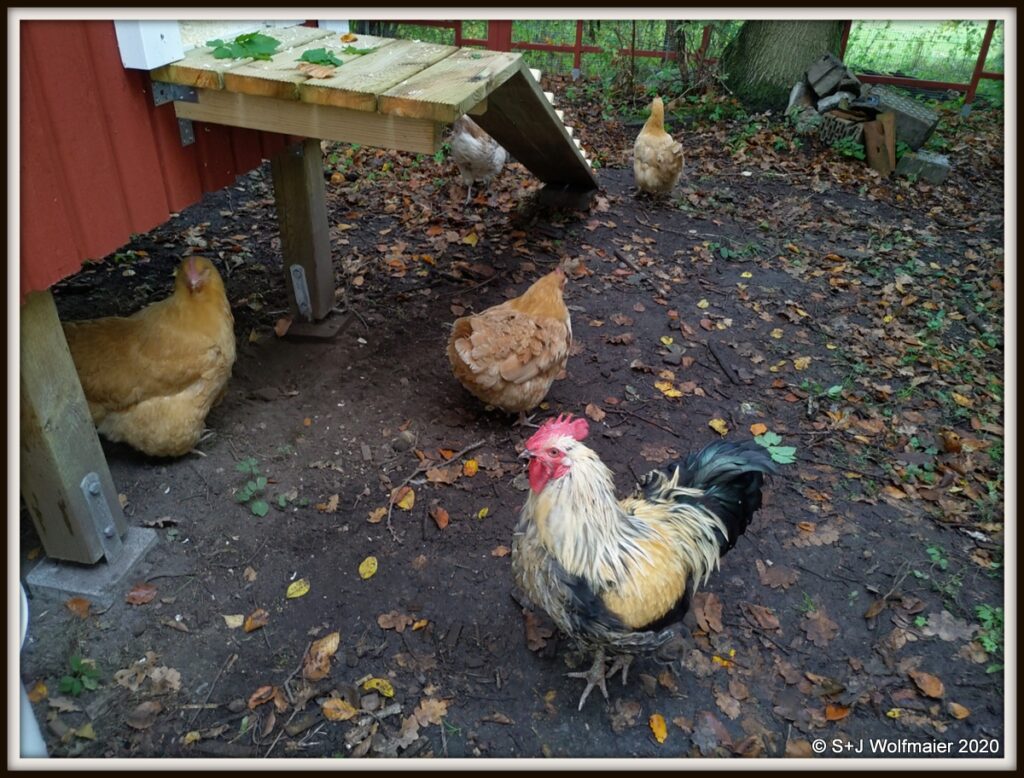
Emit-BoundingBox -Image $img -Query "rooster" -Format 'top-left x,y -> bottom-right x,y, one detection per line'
447,268 -> 570,422
511,415 -> 774,709
633,96 -> 684,196
62,256 -> 236,458
450,115 -> 508,205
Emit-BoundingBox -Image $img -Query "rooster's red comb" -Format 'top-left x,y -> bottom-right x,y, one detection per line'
526,414 -> 589,449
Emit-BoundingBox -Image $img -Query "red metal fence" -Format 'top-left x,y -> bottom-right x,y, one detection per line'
392,20 -> 715,74
397,19 -> 1001,111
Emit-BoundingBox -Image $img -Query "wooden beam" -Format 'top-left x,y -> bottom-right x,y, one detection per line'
150,25 -> 333,90
270,139 -> 336,322
20,291 -> 126,565
472,65 -> 598,189
223,33 -> 395,101
378,48 -> 522,123
174,89 -> 443,154
299,39 -> 457,112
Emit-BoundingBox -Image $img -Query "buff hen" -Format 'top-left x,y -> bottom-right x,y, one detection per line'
62,256 -> 236,457
633,96 -> 684,196
447,268 -> 571,418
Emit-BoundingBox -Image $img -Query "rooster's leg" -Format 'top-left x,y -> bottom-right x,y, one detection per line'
464,183 -> 474,206
568,648 -> 610,710
606,654 -> 633,686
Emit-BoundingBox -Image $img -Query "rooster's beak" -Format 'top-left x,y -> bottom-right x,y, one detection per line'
518,449 -> 533,461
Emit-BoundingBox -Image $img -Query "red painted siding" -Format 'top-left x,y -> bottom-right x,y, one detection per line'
18,20 -> 291,300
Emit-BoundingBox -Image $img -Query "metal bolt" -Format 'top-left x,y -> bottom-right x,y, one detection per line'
103,526 -> 115,538
89,482 -> 102,496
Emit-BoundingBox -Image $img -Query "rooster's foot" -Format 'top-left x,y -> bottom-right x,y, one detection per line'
568,649 -> 609,710
607,654 -> 633,686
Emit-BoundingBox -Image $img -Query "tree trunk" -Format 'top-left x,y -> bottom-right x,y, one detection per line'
721,20 -> 844,111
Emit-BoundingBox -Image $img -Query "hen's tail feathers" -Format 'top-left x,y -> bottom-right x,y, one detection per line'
654,440 -> 776,554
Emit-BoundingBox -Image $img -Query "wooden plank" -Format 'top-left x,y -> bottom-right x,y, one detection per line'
270,139 -> 335,321
300,39 -> 456,112
151,25 -> 332,90
223,33 -> 394,100
378,48 -> 522,123
20,291 -> 126,565
472,65 -> 598,189
175,89 -> 443,154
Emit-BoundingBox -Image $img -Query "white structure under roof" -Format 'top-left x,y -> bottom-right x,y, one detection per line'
114,19 -> 307,70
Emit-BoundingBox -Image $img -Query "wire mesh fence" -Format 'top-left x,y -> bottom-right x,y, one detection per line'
843,20 -> 1004,84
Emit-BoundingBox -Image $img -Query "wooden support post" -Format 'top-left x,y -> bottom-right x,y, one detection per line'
20,291 -> 127,564
270,139 -> 335,322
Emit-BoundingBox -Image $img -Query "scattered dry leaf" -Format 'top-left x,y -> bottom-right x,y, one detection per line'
359,556 -> 378,579
65,597 -> 91,620
316,494 -> 340,513
802,609 -> 839,647
363,677 -> 395,698
585,403 -> 607,422
223,614 -> 244,629
244,608 -> 270,633
948,702 -> 970,719
429,505 -> 450,529
414,697 -> 449,726
708,418 -> 729,436
908,669 -> 945,699
649,713 -> 668,743
286,578 -> 310,599
367,507 -> 386,524
126,700 -> 162,730
322,697 -> 358,721
491,545 -> 510,557
303,631 -> 341,681
125,581 -> 158,606
27,680 -> 47,703
377,610 -> 414,633
523,609 -> 553,651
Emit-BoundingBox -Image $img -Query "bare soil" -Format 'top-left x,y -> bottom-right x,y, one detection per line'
22,85 -> 1005,761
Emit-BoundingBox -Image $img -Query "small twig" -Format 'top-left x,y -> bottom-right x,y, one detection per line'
385,440 -> 487,542
705,340 -> 742,385
188,653 -> 238,727
603,406 -> 679,438
612,249 -> 659,292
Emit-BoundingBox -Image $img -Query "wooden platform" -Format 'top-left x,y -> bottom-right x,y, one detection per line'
152,26 -> 597,189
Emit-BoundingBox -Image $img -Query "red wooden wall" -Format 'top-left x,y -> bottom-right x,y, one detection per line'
18,20 -> 292,301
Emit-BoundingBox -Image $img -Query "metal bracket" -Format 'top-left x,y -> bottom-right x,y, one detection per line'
80,472 -> 124,564
150,81 -> 198,107
289,265 -> 313,321
151,81 -> 197,147
178,118 -> 195,146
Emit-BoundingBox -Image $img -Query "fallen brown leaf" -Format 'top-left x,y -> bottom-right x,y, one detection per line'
909,669 -> 945,699
65,597 -> 91,620
244,608 -> 270,633
125,581 -> 158,606
523,609 -> 553,651
802,609 -> 839,647
125,700 -> 162,730
377,610 -> 414,633
303,631 -> 341,681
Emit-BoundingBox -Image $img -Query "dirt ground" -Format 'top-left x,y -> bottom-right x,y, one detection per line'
21,82 -> 1006,762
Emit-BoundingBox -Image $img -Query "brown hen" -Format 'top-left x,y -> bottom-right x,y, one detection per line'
447,268 -> 571,417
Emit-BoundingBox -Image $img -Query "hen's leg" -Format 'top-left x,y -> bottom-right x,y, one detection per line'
513,411 -> 540,428
464,183 -> 474,206
568,648 -> 609,710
